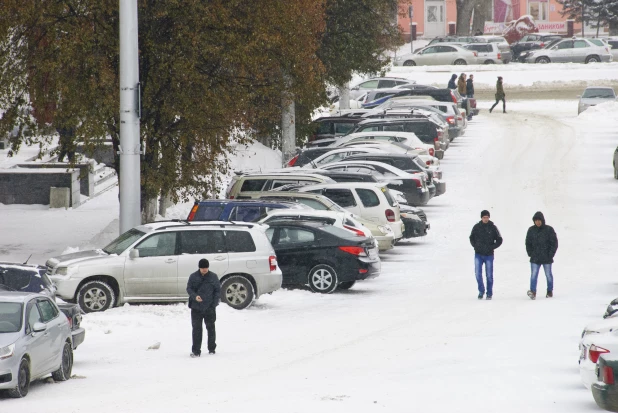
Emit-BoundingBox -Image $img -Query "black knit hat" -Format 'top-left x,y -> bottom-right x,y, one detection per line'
198,259 -> 209,269
480,210 -> 490,218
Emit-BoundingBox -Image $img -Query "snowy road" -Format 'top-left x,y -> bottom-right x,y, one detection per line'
2,99 -> 618,412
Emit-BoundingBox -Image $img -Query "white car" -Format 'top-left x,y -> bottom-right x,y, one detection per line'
327,131 -> 439,160
306,147 -> 388,169
578,87 -> 617,114
47,221 -> 282,312
259,209 -> 373,238
525,38 -> 613,64
394,44 -> 478,66
580,317 -> 618,389
348,77 -> 413,100
297,182 -> 404,241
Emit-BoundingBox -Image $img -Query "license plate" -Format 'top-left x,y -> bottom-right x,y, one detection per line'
367,247 -> 378,259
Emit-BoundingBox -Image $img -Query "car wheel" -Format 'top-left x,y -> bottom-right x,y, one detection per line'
484,60 -> 495,64
585,55 -> 600,63
535,57 -> 550,64
221,276 -> 254,310
51,341 -> 73,381
8,358 -> 30,398
308,264 -> 338,294
454,59 -> 467,65
503,59 -> 510,64
338,281 -> 356,290
403,60 -> 416,66
77,280 -> 116,313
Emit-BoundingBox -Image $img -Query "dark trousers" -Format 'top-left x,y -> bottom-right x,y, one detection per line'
191,308 -> 216,355
490,97 -> 506,113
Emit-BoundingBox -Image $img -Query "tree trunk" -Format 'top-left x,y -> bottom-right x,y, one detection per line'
281,90 -> 296,167
457,0 -> 492,35
610,20 -> 618,36
142,196 -> 158,223
338,83 -> 350,110
158,191 -> 173,217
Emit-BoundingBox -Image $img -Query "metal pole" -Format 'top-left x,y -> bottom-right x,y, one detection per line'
119,0 -> 141,232
410,22 -> 414,53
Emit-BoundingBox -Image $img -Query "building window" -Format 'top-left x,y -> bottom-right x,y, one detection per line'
529,1 -> 549,21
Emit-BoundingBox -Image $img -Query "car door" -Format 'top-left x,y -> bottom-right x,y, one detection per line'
229,205 -> 263,222
322,188 -> 361,217
267,226 -> 318,285
123,231 -> 179,296
177,229 -> 228,296
552,40 -> 573,62
437,45 -> 458,64
353,187 -> 384,224
22,300 -> 50,377
573,40 -> 591,63
416,46 -> 438,65
36,298 -> 63,373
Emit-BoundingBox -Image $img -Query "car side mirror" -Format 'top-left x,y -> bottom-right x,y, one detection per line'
32,322 -> 47,333
129,249 -> 140,259
351,86 -> 359,91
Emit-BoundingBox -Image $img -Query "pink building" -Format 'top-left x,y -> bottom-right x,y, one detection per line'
398,0 -> 590,38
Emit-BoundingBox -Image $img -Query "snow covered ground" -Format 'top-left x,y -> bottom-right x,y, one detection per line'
1,97 -> 618,412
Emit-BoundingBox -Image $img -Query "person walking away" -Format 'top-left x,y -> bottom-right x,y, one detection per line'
525,211 -> 558,300
469,210 -> 503,300
466,74 -> 475,98
457,73 -> 467,96
187,259 -> 221,357
489,76 -> 506,113
448,74 -> 457,90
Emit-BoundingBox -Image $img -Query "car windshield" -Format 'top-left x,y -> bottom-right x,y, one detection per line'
582,88 -> 616,99
0,302 -> 23,333
103,228 -> 146,255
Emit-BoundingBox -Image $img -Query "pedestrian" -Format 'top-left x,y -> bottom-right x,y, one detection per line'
489,76 -> 506,113
186,258 -> 221,357
457,73 -> 467,96
469,210 -> 503,300
525,211 -> 558,300
466,74 -> 475,98
448,74 -> 457,90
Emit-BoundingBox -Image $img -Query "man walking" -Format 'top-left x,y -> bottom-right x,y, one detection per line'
525,211 -> 558,300
470,210 -> 503,300
187,259 -> 221,357
466,74 -> 475,98
489,76 -> 506,113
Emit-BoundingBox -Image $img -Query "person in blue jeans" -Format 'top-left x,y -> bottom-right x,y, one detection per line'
469,210 -> 503,300
525,211 -> 558,300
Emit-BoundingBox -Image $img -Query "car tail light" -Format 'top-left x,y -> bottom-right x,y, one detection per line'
457,116 -> 463,121
269,256 -> 277,271
446,116 -> 455,125
187,204 -> 199,221
287,155 -> 299,167
343,225 -> 365,236
540,42 -> 545,48
589,345 -> 610,363
450,92 -> 457,103
338,246 -> 367,256
429,147 -> 435,157
603,366 -> 615,385
497,53 -> 502,60
66,315 -> 73,329
385,209 -> 395,222
426,160 -> 431,166
413,178 -> 421,188
359,268 -> 368,274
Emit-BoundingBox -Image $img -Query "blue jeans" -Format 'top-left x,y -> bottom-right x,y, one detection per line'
474,254 -> 494,296
530,263 -> 553,293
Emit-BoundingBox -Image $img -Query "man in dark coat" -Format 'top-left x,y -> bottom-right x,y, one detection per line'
489,76 -> 506,113
447,74 -> 457,89
466,74 -> 475,98
525,211 -> 558,300
469,210 -> 503,300
187,258 -> 221,357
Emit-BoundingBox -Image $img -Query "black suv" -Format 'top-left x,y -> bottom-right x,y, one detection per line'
511,34 -> 563,60
308,116 -> 363,144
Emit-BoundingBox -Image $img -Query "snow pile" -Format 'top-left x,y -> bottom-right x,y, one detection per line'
577,101 -> 618,120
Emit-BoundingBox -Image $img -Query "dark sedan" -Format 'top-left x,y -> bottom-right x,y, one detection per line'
265,220 -> 380,293
592,354 -> 618,411
0,262 -> 55,298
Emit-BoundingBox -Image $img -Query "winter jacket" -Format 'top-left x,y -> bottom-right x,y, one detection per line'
186,270 -> 221,313
525,211 -> 558,264
447,75 -> 457,89
469,220 -> 503,256
495,80 -> 505,100
457,77 -> 467,95
466,78 -> 474,96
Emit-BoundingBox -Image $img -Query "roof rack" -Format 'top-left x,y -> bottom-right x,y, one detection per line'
154,222 -> 257,231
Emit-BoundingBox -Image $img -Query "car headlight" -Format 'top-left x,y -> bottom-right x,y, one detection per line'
0,343 -> 15,360
54,265 -> 79,277
377,225 -> 392,235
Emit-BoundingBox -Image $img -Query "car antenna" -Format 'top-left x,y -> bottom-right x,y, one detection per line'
23,254 -> 32,265
310,159 -> 318,169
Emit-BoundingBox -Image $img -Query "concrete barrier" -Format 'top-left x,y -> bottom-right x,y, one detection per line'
0,168 -> 81,207
16,162 -> 95,197
49,187 -> 70,209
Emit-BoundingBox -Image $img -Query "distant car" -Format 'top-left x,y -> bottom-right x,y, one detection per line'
225,172 -> 335,199
578,87 -> 616,114
399,204 -> 429,238
579,321 -> 618,389
511,33 -> 563,60
307,116 -> 363,145
0,262 -> 56,298
607,39 -> 618,61
259,209 -> 372,239
464,42 -> 512,64
287,147 -> 335,167
0,292 -> 74,398
605,297 -> 618,318
349,77 -> 413,100
591,354 -> 618,411
524,38 -> 613,64
186,199 -> 310,222
394,44 -> 478,66
427,36 -> 481,46
265,220 -> 380,293
614,146 -> 618,180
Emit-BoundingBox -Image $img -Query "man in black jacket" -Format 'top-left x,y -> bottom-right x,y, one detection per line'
469,210 -> 503,300
187,259 -> 221,357
525,211 -> 558,300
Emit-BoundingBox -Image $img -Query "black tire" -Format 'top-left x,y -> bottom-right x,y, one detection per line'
403,60 -> 416,66
338,281 -> 356,290
77,280 -> 116,313
535,57 -> 550,64
308,264 -> 338,294
503,59 -> 510,64
484,60 -> 495,64
454,59 -> 467,65
221,276 -> 254,310
51,341 -> 73,381
585,55 -> 600,63
8,358 -> 30,398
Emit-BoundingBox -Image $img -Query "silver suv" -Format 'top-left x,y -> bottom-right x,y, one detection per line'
46,222 -> 282,312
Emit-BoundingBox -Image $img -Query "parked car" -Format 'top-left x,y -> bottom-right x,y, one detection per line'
265,220 -> 380,293
613,145 -> 618,180
578,87 -> 616,114
0,292 -> 74,398
524,38 -> 613,64
307,116 -> 363,145
580,321 -> 618,389
327,131 -> 438,158
605,297 -> 618,318
348,77 -> 413,100
463,42 -> 512,64
287,147 -> 335,167
225,172 -> 335,199
400,204 -> 430,238
47,221 -> 282,312
0,262 -> 56,298
510,33 -> 563,60
186,199 -> 310,222
427,36 -> 481,46
305,147 -> 388,169
394,44 -> 478,66
259,209 -> 372,239
607,38 -> 618,61
591,354 -> 618,411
